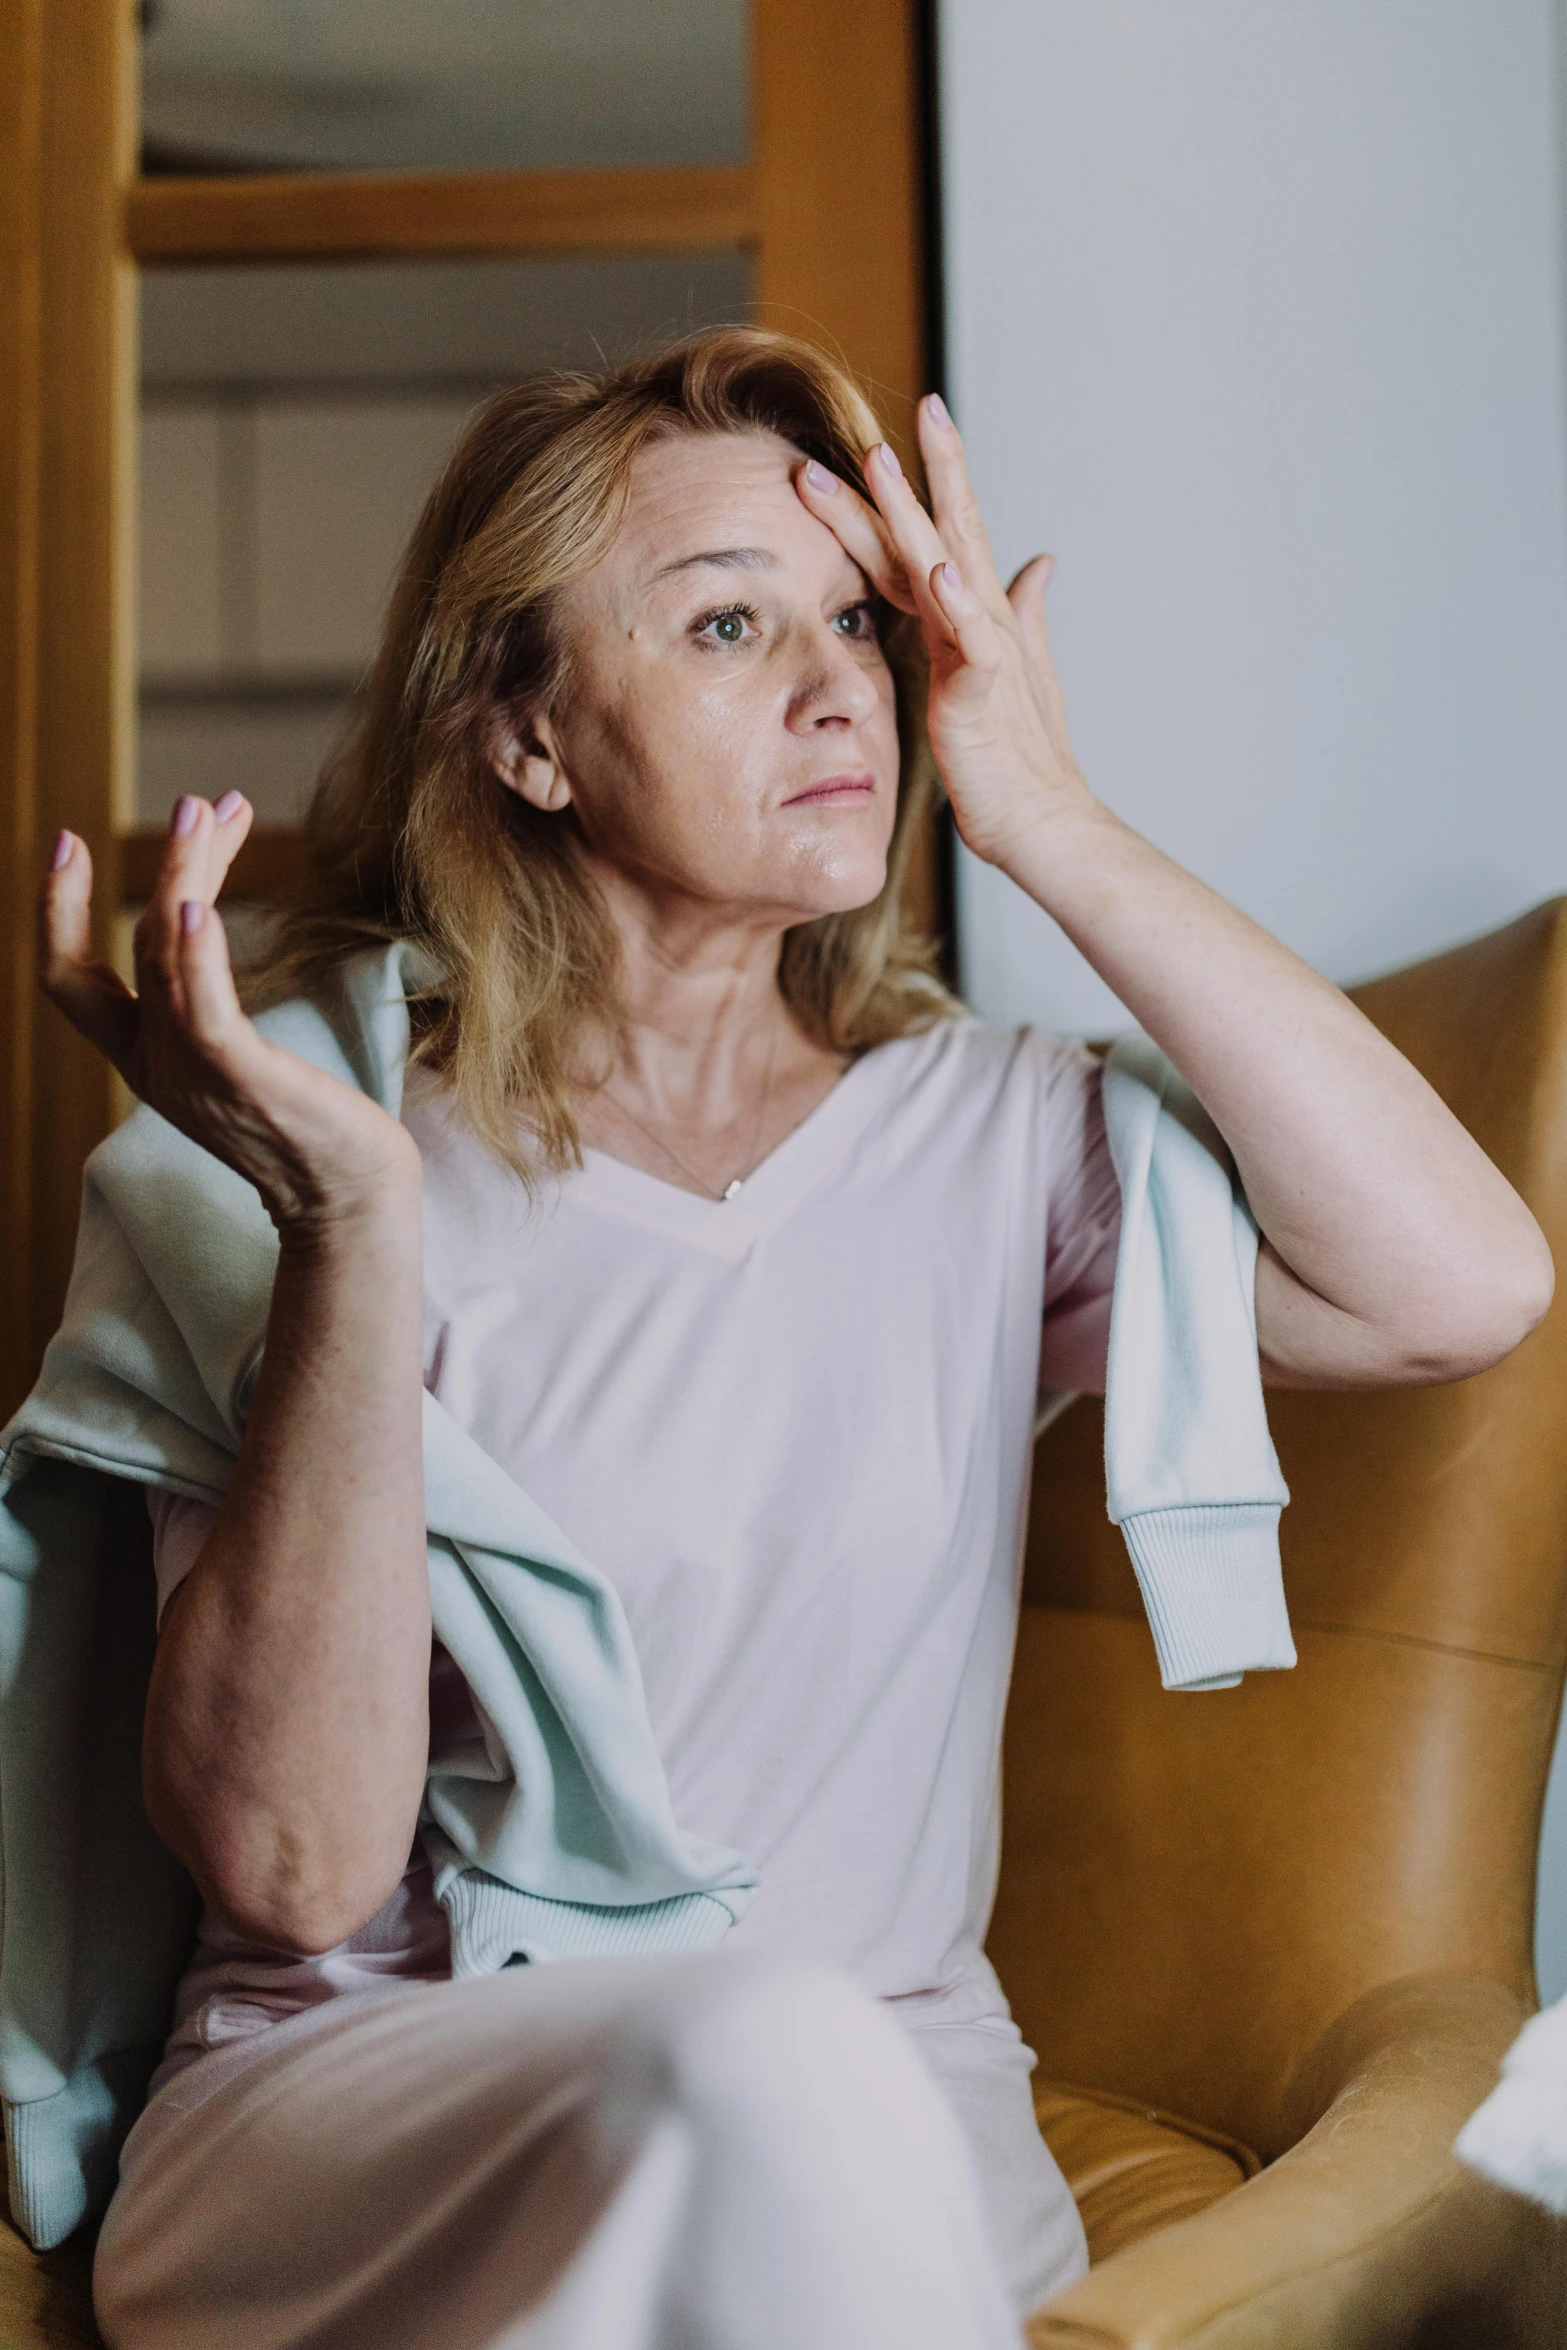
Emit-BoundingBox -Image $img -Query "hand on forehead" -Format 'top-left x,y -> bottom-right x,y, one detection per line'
792,398 -> 1037,649
594,430 -> 874,624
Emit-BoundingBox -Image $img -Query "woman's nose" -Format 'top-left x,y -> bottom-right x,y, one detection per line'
787,622 -> 882,731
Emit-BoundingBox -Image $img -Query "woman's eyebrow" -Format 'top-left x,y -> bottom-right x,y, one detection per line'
650,545 -> 776,583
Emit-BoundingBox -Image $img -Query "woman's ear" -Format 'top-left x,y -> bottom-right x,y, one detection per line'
487,707 -> 573,814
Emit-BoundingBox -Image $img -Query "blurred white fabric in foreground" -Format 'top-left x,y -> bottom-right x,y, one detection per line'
1457,1997 -> 1567,2211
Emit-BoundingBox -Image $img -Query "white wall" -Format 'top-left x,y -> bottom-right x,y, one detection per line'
940,0 -> 1567,1036
938,0 -> 1567,1991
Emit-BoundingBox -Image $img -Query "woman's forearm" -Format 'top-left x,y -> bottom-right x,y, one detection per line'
144,1165 -> 430,1951
1001,801 -> 1553,1386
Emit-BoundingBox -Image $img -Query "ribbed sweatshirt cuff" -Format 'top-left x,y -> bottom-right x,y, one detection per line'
1118,1503 -> 1295,1691
442,1879 -> 740,1981
5,2098 -> 87,2251
4,2049 -> 143,2250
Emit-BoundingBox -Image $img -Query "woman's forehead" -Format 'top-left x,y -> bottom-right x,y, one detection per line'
630,425 -> 798,510
614,429 -> 843,587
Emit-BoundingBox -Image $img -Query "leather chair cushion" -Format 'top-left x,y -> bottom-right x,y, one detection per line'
1035,2081 -> 1260,2265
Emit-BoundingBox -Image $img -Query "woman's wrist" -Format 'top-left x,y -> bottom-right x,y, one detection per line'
268,1134 -> 423,1253
975,782 -> 1128,912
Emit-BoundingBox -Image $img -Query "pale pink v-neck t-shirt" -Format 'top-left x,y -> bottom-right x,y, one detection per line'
148,1018 -> 1120,2081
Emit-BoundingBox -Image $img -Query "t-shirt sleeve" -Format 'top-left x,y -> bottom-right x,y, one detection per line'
146,1489 -> 223,1626
1038,1042 -> 1121,1396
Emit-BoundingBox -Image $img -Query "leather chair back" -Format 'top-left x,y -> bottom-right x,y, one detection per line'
988,900 -> 1567,2161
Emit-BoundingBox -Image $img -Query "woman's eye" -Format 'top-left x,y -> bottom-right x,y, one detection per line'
695,605 -> 759,647
833,601 -> 877,639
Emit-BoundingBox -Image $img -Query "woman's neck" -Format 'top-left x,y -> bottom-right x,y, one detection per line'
573,863 -> 848,1194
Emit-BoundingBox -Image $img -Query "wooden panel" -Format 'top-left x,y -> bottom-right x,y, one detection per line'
127,165 -> 756,266
16,0 -> 136,1409
118,824 -> 305,906
0,0 -> 44,1420
753,0 -> 927,445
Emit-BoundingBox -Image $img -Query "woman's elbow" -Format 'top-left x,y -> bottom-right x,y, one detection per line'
1506,1213 -> 1555,1332
1402,1214 -> 1555,1384
196,1856 -> 395,1957
144,1772 -> 408,1956
217,1886 -> 384,1960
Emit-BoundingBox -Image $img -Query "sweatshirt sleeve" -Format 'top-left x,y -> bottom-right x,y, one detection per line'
1101,1035 -> 1295,1692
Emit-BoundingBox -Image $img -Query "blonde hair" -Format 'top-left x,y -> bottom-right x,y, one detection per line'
247,326 -> 957,1179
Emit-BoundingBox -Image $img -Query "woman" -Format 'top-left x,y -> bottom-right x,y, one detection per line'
40,330 -> 1550,2347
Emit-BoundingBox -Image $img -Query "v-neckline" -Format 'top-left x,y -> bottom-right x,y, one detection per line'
572,1032 -> 926,1258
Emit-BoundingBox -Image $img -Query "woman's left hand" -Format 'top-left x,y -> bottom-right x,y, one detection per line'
801,395 -> 1553,1396
795,396 -> 1098,871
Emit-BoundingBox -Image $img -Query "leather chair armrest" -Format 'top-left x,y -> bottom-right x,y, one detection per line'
1028,1975 -> 1567,2350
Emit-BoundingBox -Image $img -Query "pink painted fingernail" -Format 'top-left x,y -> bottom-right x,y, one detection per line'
875,442 -> 902,478
180,899 -> 205,934
214,789 -> 244,821
51,829 -> 72,871
172,795 -> 200,837
803,458 -> 838,495
939,562 -> 965,594
926,392 -> 951,428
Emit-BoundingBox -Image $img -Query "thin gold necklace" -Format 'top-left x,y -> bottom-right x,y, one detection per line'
603,1024 -> 783,1202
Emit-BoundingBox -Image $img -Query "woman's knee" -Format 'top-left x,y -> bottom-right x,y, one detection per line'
648,1958 -> 943,2154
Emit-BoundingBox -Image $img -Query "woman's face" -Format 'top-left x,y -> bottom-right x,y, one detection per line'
497,429 -> 902,926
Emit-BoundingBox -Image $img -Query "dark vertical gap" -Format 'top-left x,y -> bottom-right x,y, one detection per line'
915,0 -> 959,987
916,0 -> 947,403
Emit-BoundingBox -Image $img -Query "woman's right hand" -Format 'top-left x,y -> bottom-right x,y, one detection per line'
40,792 -> 418,1233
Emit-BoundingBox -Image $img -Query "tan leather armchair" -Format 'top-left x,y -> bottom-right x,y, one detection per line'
1008,899 -> 1567,2346
7,903 -> 1567,2349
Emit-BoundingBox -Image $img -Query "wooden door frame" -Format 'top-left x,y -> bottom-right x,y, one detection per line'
2,0 -> 136,1420
0,0 -> 43,1426
0,0 -> 940,1418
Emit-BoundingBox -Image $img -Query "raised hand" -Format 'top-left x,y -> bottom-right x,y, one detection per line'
40,793 -> 416,1232
795,395 -> 1100,872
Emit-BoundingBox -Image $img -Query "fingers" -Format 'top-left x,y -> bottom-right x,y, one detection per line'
38,831 -> 139,1072
1006,554 -> 1071,733
175,894 -> 246,1054
860,441 -> 959,642
928,561 -> 1004,677
799,419 -> 1016,683
169,789 -> 253,908
40,826 -> 92,977
208,787 -> 255,888
916,396 -> 1008,609
793,459 -> 920,614
1007,554 -> 1056,668
135,793 -> 251,1018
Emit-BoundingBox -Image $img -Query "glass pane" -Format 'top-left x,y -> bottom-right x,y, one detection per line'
139,0 -> 748,175
136,253 -> 751,829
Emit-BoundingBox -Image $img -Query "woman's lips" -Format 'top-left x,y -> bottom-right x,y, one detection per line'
782,772 -> 877,806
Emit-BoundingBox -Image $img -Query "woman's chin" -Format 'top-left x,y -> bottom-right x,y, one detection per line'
779,847 -> 891,921
771,815 -> 895,917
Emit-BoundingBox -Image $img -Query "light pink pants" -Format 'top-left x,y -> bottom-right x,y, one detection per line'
94,1956 -> 1085,2350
